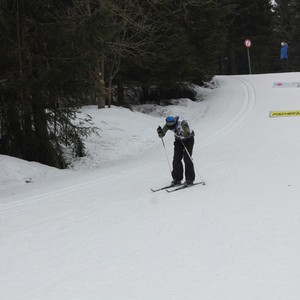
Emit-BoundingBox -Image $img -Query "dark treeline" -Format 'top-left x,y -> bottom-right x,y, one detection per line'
0,0 -> 297,168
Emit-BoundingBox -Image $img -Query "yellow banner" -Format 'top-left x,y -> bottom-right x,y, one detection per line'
269,110 -> 300,117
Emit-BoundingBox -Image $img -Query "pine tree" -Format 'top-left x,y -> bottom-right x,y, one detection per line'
115,0 -> 229,103
274,0 -> 300,71
224,0 -> 275,74
0,0 -> 105,167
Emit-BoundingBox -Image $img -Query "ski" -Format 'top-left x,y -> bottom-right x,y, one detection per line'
166,181 -> 205,193
151,183 -> 181,192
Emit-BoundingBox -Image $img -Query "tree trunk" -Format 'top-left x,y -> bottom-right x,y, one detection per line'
107,75 -> 112,108
85,0 -> 91,15
229,46 -> 238,75
17,0 -> 35,160
141,85 -> 148,104
98,54 -> 106,108
116,80 -> 124,106
32,101 -> 65,168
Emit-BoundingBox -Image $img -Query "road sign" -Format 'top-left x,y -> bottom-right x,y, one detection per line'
244,39 -> 252,48
244,39 -> 252,74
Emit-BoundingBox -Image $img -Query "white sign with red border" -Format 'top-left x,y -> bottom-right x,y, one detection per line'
244,39 -> 252,48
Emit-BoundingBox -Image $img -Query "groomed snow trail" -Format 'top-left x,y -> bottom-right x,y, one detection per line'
2,74 -> 300,300
199,76 -> 256,147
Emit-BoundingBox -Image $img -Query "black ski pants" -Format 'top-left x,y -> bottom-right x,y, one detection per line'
171,137 -> 195,182
281,58 -> 288,72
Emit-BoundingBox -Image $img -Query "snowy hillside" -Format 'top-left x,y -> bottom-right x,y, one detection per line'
1,73 -> 300,300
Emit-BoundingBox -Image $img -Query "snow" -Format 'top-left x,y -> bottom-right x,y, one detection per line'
1,72 -> 300,299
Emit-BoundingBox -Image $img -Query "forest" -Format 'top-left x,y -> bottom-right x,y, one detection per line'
0,0 -> 299,168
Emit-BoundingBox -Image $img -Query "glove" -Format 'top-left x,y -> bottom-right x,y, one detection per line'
157,126 -> 163,138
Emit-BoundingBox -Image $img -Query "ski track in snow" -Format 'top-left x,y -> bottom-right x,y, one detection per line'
200,76 -> 256,147
2,74 -> 300,300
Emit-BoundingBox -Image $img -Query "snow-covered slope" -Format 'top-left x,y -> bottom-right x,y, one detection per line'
1,73 -> 300,300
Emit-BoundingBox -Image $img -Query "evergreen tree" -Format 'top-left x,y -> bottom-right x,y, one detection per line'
0,0 -> 105,167
224,0 -> 275,74
274,0 -> 300,71
1,0 -> 293,167
115,0 -> 229,103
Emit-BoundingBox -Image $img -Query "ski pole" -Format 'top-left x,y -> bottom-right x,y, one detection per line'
180,139 -> 205,184
161,137 -> 172,174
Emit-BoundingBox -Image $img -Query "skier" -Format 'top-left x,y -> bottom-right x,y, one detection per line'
157,115 -> 195,186
280,41 -> 289,72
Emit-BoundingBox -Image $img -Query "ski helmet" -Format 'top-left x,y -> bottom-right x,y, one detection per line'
165,115 -> 177,128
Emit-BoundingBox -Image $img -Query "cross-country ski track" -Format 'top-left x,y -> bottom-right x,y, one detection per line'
2,73 -> 300,300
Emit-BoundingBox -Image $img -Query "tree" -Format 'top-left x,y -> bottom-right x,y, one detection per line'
95,0 -> 169,107
224,0 -> 275,74
0,0 -> 104,167
114,0 -> 228,103
274,0 -> 300,71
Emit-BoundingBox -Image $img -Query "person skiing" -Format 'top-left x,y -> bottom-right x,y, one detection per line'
280,41 -> 289,72
157,115 -> 195,186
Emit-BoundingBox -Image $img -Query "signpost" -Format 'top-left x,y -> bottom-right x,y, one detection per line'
244,39 -> 252,74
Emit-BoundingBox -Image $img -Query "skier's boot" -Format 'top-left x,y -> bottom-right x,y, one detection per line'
184,180 -> 194,186
171,180 -> 181,186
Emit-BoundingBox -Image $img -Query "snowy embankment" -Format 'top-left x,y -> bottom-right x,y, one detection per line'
1,73 -> 300,300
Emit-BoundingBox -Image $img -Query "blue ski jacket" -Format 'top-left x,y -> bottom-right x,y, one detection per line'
281,43 -> 288,59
